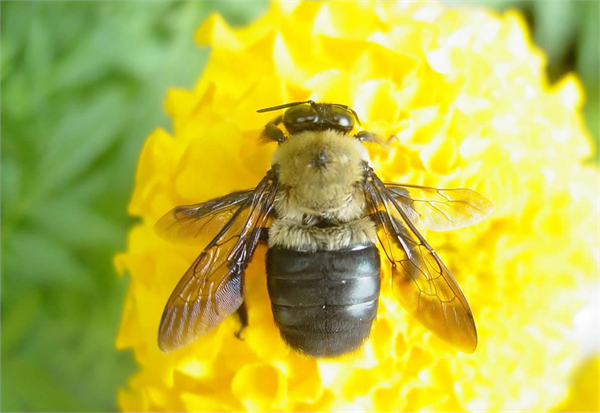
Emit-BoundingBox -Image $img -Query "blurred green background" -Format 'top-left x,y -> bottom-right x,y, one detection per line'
1,1 -> 598,411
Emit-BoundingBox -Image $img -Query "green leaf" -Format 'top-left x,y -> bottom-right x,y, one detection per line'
3,230 -> 93,292
533,1 -> 578,64
1,358 -> 86,412
34,88 -> 128,197
25,9 -> 54,107
53,25 -> 123,91
22,278 -> 136,411
28,197 -> 123,249
577,2 -> 600,90
0,31 -> 19,83
0,3 -> 31,82
1,159 -> 22,221
1,291 -> 41,357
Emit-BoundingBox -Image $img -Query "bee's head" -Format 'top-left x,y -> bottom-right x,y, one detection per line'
258,101 -> 360,135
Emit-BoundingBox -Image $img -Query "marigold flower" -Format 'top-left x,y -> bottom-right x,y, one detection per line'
115,1 -> 599,411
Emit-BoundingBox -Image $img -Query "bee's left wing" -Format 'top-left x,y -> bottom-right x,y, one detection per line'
365,170 -> 477,353
385,182 -> 493,232
158,171 -> 278,353
155,189 -> 254,245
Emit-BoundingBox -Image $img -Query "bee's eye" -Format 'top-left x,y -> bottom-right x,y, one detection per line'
329,106 -> 354,132
333,114 -> 352,127
296,114 -> 317,123
280,102 -> 357,134
282,103 -> 319,134
283,104 -> 316,124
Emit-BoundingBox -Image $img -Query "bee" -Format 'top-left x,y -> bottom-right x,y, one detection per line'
155,100 -> 494,357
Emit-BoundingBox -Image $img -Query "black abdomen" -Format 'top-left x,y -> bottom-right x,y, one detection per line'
266,245 -> 380,358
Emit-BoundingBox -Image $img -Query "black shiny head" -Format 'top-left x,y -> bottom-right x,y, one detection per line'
257,100 -> 361,135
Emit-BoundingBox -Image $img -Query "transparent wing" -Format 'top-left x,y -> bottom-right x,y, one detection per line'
155,190 -> 254,245
385,182 -> 493,232
366,171 -> 477,353
158,172 -> 278,353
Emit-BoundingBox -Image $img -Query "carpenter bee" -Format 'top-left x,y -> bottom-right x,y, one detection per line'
155,100 -> 494,357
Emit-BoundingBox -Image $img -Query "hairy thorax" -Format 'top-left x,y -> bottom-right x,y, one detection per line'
269,130 -> 377,251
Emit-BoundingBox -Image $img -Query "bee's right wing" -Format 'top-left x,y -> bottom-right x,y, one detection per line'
157,172 -> 278,353
155,189 -> 254,245
365,171 -> 478,353
385,183 -> 493,232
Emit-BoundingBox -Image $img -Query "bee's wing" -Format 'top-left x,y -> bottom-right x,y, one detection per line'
365,172 -> 477,353
384,182 -> 494,232
155,190 -> 254,245
158,172 -> 278,353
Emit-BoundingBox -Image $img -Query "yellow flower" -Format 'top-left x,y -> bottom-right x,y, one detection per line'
115,1 -> 599,411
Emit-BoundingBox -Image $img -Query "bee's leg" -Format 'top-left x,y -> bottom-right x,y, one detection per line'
355,130 -> 398,145
354,130 -> 381,143
257,227 -> 269,245
234,227 -> 268,341
259,115 -> 287,144
235,300 -> 248,340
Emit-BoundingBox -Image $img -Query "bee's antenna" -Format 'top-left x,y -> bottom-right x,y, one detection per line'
257,100 -> 315,113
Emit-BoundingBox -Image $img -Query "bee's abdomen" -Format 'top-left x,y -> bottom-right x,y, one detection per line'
266,245 -> 380,358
